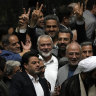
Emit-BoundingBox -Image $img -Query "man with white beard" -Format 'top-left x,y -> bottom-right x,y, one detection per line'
37,35 -> 58,94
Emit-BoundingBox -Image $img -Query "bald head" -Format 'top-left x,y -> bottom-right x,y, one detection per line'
66,42 -> 81,66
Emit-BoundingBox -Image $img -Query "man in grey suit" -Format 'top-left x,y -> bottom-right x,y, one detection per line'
56,42 -> 81,86
83,0 -> 96,41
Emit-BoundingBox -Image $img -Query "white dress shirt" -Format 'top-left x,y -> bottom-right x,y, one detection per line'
39,55 -> 58,93
28,74 -> 44,96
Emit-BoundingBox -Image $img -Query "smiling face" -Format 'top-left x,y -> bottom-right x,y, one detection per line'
45,19 -> 59,39
38,37 -> 53,57
66,42 -> 81,66
8,35 -> 21,53
58,32 -> 71,51
37,12 -> 44,28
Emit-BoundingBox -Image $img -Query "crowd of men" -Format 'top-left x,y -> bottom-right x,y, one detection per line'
0,0 -> 96,96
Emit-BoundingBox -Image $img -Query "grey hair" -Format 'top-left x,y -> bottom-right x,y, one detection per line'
66,41 -> 81,53
37,35 -> 53,46
44,15 -> 60,27
80,41 -> 92,47
6,60 -> 21,75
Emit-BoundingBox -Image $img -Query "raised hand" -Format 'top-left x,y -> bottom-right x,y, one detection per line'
19,40 -> 31,57
74,2 -> 83,17
21,40 -> 32,50
30,2 -> 43,27
74,2 -> 84,21
78,2 -> 83,16
18,8 -> 31,29
32,2 -> 43,19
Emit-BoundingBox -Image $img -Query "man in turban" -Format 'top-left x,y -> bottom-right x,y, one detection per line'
60,56 -> 96,96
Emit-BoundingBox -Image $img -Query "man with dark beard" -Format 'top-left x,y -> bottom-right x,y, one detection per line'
52,28 -> 73,68
60,56 -> 96,96
37,35 -> 58,94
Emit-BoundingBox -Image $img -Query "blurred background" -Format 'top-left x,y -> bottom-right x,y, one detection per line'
0,0 -> 83,29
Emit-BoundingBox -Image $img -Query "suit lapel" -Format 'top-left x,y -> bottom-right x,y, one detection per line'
22,71 -> 37,96
39,78 -> 46,96
63,64 -> 69,80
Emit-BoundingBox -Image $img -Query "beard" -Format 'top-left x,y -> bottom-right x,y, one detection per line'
38,49 -> 52,57
58,43 -> 66,51
29,69 -> 40,76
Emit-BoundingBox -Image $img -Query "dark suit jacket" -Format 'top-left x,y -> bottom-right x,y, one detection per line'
10,71 -> 50,96
60,74 -> 81,96
0,80 -> 9,96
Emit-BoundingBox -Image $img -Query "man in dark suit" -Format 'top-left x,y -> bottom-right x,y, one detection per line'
9,51 -> 50,96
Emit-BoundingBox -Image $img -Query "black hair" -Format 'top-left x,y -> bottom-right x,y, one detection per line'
21,51 -> 39,68
81,41 -> 92,47
59,28 -> 73,41
57,5 -> 72,23
44,14 -> 60,27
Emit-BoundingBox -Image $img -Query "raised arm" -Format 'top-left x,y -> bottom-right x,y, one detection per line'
29,2 -> 43,28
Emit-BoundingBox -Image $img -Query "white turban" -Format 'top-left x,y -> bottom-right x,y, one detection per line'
77,56 -> 96,73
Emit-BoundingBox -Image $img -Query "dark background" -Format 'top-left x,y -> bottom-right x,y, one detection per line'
0,0 -> 82,28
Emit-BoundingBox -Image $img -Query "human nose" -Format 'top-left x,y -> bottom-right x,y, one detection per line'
86,51 -> 89,57
44,45 -> 49,49
37,61 -> 40,66
61,39 -> 65,43
73,53 -> 76,58
50,26 -> 54,31
41,17 -> 44,20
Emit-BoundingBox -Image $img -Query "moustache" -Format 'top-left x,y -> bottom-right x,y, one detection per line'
58,43 -> 66,47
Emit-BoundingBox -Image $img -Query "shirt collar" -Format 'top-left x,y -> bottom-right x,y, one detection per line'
28,74 -> 39,82
44,56 -> 54,65
39,55 -> 54,65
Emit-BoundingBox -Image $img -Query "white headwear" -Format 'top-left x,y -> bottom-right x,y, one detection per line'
77,56 -> 96,73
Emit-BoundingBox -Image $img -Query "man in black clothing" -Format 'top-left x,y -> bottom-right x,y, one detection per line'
10,51 -> 50,96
